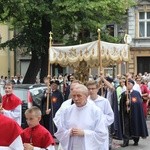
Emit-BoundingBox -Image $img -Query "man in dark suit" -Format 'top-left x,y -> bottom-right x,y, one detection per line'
120,79 -> 148,147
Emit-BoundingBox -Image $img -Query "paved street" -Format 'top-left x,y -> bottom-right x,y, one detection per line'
113,118 -> 150,150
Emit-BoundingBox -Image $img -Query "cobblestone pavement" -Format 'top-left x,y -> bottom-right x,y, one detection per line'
112,118 -> 150,150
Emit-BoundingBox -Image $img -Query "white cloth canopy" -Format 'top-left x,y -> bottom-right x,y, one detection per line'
49,40 -> 129,67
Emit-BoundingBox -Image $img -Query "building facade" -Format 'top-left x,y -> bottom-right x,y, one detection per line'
0,24 -> 14,78
128,0 -> 150,75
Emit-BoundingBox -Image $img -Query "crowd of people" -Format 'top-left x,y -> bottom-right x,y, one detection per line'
50,72 -> 150,119
0,71 -> 149,150
0,75 -> 24,85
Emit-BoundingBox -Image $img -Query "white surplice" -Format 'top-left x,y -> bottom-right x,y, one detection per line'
0,136 -> 24,150
88,95 -> 114,150
54,99 -> 73,127
0,136 -> 55,150
3,105 -> 22,126
33,145 -> 55,150
54,100 -> 107,150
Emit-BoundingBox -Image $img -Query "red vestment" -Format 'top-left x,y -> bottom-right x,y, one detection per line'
0,114 -> 23,146
2,93 -> 22,110
140,84 -> 149,117
21,124 -> 55,148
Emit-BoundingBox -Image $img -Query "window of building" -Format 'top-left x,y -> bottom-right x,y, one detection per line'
139,12 -> 150,37
106,25 -> 114,37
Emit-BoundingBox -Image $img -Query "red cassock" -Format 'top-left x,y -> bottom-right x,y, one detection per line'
21,124 -> 55,148
2,93 -> 22,110
0,114 -> 23,146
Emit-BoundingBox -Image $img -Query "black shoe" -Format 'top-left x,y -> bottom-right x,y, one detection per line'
121,141 -> 129,147
121,143 -> 128,147
133,142 -> 138,146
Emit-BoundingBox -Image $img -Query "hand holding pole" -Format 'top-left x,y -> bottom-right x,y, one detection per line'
46,31 -> 53,110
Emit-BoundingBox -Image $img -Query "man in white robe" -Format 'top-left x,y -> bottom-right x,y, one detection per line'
54,80 -> 82,150
54,80 -> 81,127
86,80 -> 114,150
54,84 -> 107,150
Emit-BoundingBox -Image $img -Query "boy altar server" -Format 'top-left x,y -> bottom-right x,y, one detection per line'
21,106 -> 55,150
86,80 -> 114,150
1,82 -> 22,125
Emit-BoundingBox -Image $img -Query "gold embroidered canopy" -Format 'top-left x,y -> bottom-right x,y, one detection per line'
49,40 -> 129,68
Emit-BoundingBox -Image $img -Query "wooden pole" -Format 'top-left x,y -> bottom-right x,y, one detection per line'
97,29 -> 103,96
46,31 -> 52,110
124,34 -> 130,113
48,32 -> 55,135
124,33 -> 130,73
97,29 -> 102,72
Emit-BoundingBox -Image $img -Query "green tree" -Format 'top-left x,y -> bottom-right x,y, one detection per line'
0,0 -> 135,83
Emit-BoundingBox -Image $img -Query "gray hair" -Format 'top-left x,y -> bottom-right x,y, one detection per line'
73,84 -> 88,96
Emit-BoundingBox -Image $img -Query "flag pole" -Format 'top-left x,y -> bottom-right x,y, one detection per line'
97,29 -> 103,96
46,31 -> 52,110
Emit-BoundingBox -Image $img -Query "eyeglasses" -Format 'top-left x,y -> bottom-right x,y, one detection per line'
88,88 -> 97,90
70,78 -> 74,80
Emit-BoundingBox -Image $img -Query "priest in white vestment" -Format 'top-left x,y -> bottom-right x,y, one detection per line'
86,80 -> 114,150
54,84 -> 107,150
54,80 -> 81,127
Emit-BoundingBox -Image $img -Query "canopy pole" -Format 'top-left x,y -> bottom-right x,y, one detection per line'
97,29 -> 102,71
97,29 -> 103,96
46,31 -> 52,110
47,32 -> 55,135
124,34 -> 130,113
124,33 -> 130,73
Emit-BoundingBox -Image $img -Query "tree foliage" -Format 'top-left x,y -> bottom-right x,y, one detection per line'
0,0 -> 135,83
